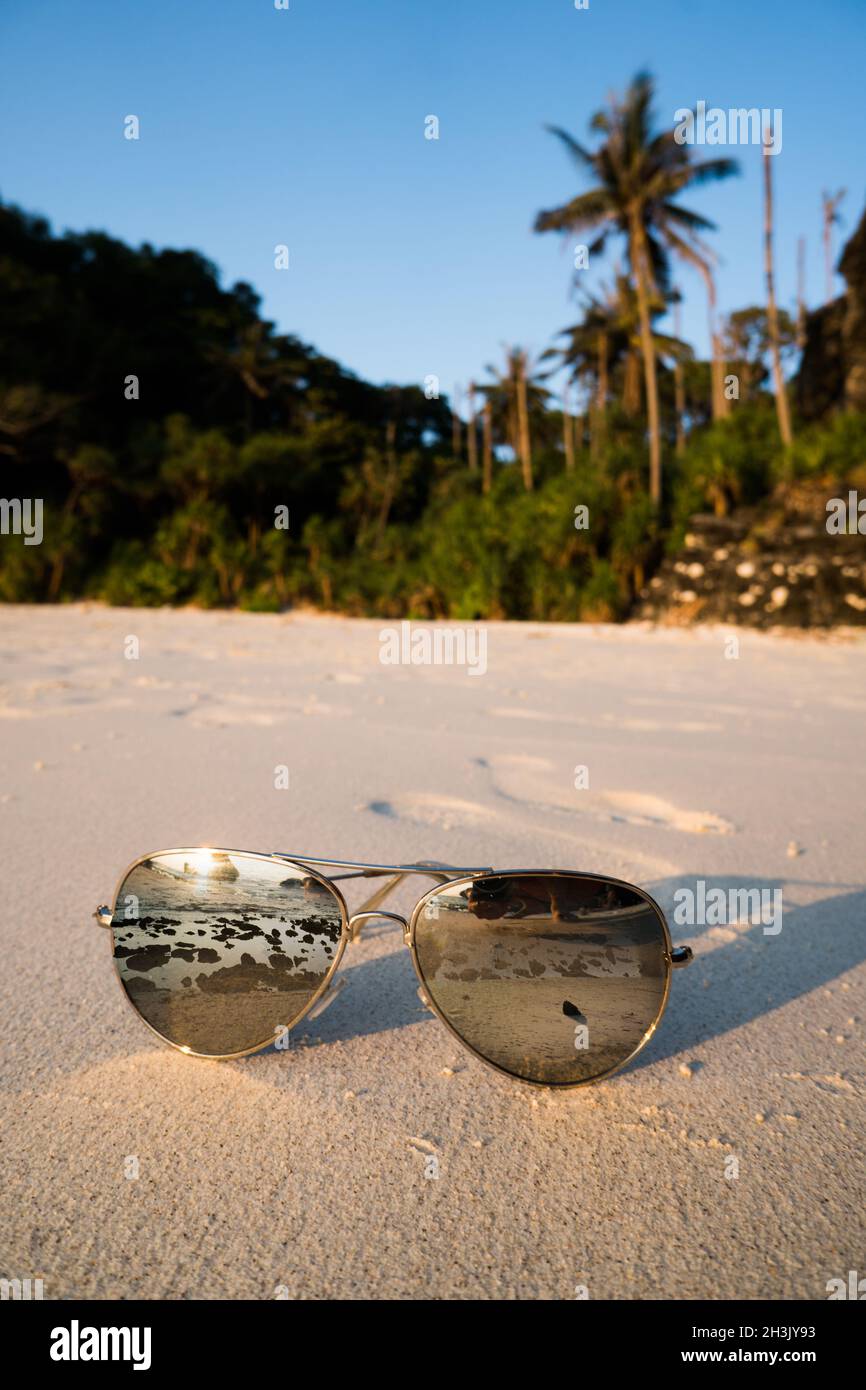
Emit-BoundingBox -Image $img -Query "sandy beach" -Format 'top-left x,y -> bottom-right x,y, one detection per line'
0,604 -> 864,1300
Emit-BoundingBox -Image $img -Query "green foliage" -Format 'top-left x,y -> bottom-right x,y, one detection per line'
279,468 -> 648,622
1,195 -> 863,621
670,404 -> 782,528
787,412 -> 866,483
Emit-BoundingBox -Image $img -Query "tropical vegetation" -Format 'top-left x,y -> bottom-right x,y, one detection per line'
1,72 -> 863,621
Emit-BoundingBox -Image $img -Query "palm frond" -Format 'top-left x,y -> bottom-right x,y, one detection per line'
534,188 -> 615,234
544,125 -> 597,172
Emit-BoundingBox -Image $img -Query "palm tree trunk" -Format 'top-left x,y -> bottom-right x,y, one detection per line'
623,351 -> 640,415
466,382 -> 478,473
630,215 -> 662,504
674,301 -> 686,456
516,354 -> 533,491
507,377 -> 520,460
482,400 -> 493,494
763,136 -> 793,447
701,264 -> 728,420
674,362 -> 686,454
562,386 -> 575,472
594,332 -> 609,454
596,333 -> 609,417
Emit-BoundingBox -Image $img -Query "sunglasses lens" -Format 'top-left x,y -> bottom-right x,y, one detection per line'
414,873 -> 669,1085
111,852 -> 344,1056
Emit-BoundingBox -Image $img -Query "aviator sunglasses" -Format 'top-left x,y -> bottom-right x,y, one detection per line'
94,850 -> 693,1087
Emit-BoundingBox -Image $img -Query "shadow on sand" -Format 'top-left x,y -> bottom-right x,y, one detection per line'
268,878 -> 865,1079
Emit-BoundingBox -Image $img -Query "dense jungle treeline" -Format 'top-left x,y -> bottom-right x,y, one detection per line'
2,74 -> 865,621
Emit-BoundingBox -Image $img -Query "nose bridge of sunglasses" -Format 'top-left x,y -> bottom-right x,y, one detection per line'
347,910 -> 410,944
348,864 -> 477,932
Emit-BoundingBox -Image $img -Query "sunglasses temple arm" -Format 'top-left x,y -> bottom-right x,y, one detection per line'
305,974 -> 350,1021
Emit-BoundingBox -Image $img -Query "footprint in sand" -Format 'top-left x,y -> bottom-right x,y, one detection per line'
487,706 -> 721,734
364,793 -> 494,831
487,754 -> 734,835
172,691 -> 353,726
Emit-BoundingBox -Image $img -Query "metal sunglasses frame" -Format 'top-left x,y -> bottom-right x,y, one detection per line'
95,848 -> 693,1088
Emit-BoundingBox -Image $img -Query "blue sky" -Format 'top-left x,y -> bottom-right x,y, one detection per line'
1,0 -> 864,407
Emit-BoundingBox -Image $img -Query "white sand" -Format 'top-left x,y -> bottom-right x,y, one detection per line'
0,604 -> 864,1300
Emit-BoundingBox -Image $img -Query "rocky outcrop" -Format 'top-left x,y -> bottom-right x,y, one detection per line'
797,299 -> 847,420
839,211 -> 866,414
638,479 -> 866,628
207,852 -> 240,881
798,206 -> 866,419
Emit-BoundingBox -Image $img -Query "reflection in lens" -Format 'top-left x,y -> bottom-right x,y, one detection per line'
111,852 -> 344,1056
414,873 -> 668,1085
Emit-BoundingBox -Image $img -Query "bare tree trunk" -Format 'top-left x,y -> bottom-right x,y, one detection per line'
796,235 -> 807,349
630,215 -> 662,504
466,382 -> 478,473
822,189 -> 845,304
482,399 -> 493,495
516,352 -> 533,491
562,386 -> 575,472
764,136 -> 793,447
823,195 -> 833,304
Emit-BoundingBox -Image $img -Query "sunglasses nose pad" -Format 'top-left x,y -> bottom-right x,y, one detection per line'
306,974 -> 349,1022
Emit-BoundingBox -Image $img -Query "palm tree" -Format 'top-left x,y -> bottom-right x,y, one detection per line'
696,260 -> 729,420
764,132 -> 793,446
673,297 -> 686,454
604,274 -> 693,418
451,385 -> 462,460
482,398 -> 493,494
535,71 -> 738,503
545,274 -> 692,453
561,383 -> 576,472
466,382 -> 479,473
514,349 -> 533,489
478,361 -> 518,458
478,348 -> 549,491
542,292 -> 616,457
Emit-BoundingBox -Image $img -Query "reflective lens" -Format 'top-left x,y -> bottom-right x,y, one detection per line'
111,851 -> 345,1056
413,873 -> 669,1085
